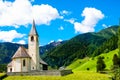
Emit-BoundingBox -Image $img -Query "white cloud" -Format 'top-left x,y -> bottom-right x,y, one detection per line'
0,0 -> 61,27
0,30 -> 26,42
102,24 -> 111,28
73,7 -> 104,33
60,10 -> 71,15
64,18 -> 75,24
102,24 -> 107,28
17,40 -> 26,44
58,26 -> 64,30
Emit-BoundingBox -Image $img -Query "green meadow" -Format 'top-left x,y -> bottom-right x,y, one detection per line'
3,71 -> 110,80
67,49 -> 118,72
0,73 -> 6,77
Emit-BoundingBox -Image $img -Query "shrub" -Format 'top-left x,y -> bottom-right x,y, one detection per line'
87,68 -> 90,71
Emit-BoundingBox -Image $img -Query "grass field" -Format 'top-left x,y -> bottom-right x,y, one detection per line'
67,49 -> 118,71
0,73 -> 6,77
0,73 -> 6,80
3,71 -> 110,80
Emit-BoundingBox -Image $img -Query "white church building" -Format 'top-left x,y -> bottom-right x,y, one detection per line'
7,20 -> 48,72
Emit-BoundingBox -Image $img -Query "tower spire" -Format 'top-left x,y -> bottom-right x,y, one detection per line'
29,19 -> 38,36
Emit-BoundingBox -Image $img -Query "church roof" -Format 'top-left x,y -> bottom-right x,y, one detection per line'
7,61 -> 12,67
40,59 -> 48,65
12,46 -> 31,59
29,20 -> 38,36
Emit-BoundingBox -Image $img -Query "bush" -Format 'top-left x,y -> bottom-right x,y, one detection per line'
87,68 -> 90,71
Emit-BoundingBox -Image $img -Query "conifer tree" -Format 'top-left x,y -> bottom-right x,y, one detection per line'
96,56 -> 106,72
113,54 -> 120,67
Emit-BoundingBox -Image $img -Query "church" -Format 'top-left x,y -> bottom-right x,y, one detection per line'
7,20 -> 48,72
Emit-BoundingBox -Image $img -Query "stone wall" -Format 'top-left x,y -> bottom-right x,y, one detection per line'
60,70 -> 73,76
7,70 -> 73,76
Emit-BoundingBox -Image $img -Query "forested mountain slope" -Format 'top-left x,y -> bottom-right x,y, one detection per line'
43,26 -> 119,68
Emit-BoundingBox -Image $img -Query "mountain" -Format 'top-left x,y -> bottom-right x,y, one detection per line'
93,34 -> 118,57
40,41 -> 67,55
0,41 -> 65,64
42,25 -> 119,68
0,42 -> 27,64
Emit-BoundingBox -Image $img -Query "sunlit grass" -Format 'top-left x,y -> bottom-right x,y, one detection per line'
62,71 -> 110,80
67,49 -> 118,71
4,71 -> 110,80
0,73 -> 6,77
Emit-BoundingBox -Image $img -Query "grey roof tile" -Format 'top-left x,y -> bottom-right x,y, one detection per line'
12,46 -> 31,59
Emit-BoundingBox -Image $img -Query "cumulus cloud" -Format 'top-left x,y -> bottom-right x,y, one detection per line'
74,7 -> 104,33
58,26 -> 64,30
0,30 -> 26,42
0,0 -> 61,27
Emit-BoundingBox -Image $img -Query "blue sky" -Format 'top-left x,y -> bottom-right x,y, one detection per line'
0,0 -> 120,45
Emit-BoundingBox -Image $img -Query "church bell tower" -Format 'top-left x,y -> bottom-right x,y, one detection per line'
28,20 -> 40,71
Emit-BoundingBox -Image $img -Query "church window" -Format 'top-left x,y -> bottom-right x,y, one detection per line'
23,59 -> 26,67
31,36 -> 34,41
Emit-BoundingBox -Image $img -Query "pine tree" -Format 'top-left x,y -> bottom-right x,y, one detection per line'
112,54 -> 120,67
96,56 -> 106,72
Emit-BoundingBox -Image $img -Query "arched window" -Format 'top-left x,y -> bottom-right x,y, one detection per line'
23,59 -> 26,67
31,36 -> 34,41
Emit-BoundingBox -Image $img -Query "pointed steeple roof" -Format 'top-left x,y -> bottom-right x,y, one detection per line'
29,20 -> 38,36
12,46 -> 31,59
